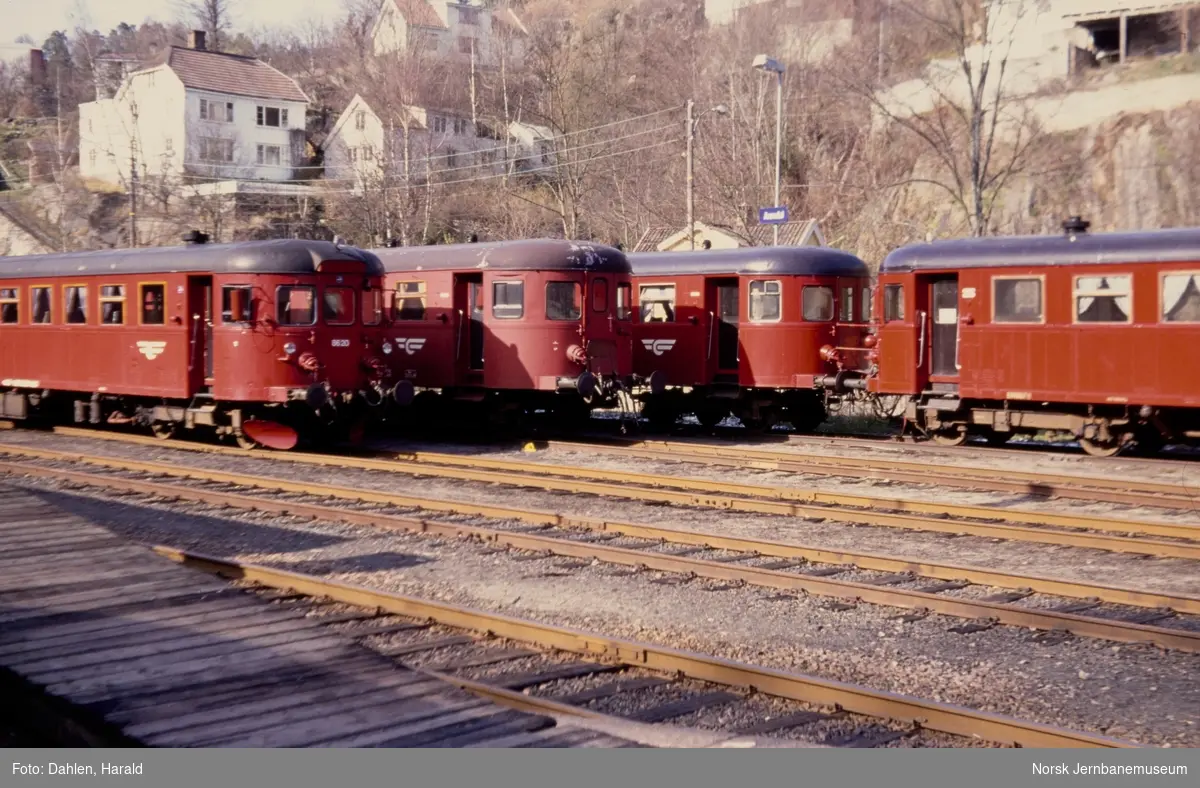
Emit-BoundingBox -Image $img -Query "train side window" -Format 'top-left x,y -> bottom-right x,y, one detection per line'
1,287 -> 19,324
276,286 -> 316,326
221,286 -> 253,324
992,277 -> 1042,323
639,284 -> 675,323
100,285 -> 125,324
592,278 -> 609,312
546,281 -> 582,321
493,280 -> 524,319
748,280 -> 782,322
323,286 -> 355,326
1162,273 -> 1200,322
861,286 -> 873,322
801,285 -> 834,322
394,281 -> 426,320
1074,275 -> 1132,323
616,283 -> 632,320
839,286 -> 854,322
64,285 -> 88,324
31,286 -> 52,324
361,288 -> 383,326
139,284 -> 165,325
883,284 -> 904,322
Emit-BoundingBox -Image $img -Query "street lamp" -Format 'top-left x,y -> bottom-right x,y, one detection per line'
686,100 -> 729,250
753,53 -> 785,246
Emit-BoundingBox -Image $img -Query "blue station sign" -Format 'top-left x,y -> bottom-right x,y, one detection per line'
758,206 -> 789,224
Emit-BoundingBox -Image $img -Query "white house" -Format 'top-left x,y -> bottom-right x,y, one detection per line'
78,31 -> 310,187
370,0 -> 528,65
323,93 -> 556,187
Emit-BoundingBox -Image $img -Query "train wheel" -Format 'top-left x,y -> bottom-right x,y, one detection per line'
696,405 -> 728,429
1078,436 -> 1123,458
930,428 -> 967,446
151,422 -> 176,441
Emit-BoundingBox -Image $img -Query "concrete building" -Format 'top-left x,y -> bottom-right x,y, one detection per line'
370,0 -> 528,64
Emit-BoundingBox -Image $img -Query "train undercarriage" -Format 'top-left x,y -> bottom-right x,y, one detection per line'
637,386 -> 830,433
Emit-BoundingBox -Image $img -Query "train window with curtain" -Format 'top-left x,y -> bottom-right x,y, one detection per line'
276,286 -> 316,326
221,286 -> 253,324
802,285 -> 834,322
592,278 -> 609,312
748,280 -> 782,322
1074,275 -> 1132,323
861,286 -> 873,322
323,286 -> 355,326
1,287 -> 19,324
492,280 -> 524,319
546,281 -> 582,320
393,281 -> 426,320
616,283 -> 632,320
639,284 -> 675,323
100,285 -> 125,324
883,284 -> 904,322
65,285 -> 88,324
31,286 -> 52,324
140,284 -> 165,325
992,277 -> 1043,323
1162,273 -> 1200,322
840,286 -> 855,322
361,288 -> 383,325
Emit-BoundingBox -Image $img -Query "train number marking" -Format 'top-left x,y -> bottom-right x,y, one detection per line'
394,338 -> 427,355
136,341 -> 167,360
331,339 -> 351,348
642,339 -> 676,356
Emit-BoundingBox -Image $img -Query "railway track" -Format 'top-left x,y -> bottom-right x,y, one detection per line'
145,546 -> 1132,748
4,452 -> 1199,654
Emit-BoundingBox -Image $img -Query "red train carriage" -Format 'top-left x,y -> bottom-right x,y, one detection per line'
0,233 -> 390,449
628,246 -> 872,431
373,239 -> 633,427
857,218 -> 1200,456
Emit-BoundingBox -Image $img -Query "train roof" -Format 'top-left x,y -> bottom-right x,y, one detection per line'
629,246 -> 869,277
882,226 -> 1200,272
0,239 -> 384,278
373,239 -> 630,274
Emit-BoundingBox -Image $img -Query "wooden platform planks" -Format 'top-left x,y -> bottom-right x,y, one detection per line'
0,482 -> 635,748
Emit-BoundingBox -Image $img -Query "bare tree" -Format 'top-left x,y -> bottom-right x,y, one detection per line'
182,0 -> 234,50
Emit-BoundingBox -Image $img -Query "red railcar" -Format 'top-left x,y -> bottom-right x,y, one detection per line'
373,239 -> 633,427
628,246 -> 872,431
0,234 -> 390,448
858,218 -> 1200,455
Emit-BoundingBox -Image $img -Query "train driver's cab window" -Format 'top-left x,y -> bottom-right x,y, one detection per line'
1162,273 -> 1200,322
801,285 -> 834,322
1074,275 -> 1132,323
361,288 -> 383,326
277,286 -> 316,326
639,285 -> 675,323
394,281 -> 426,320
840,286 -> 855,322
140,284 -> 165,325
993,277 -> 1043,323
546,281 -> 582,321
323,287 -> 355,325
749,280 -> 782,322
616,283 -> 632,320
882,284 -> 904,322
592,278 -> 609,313
221,286 -> 253,324
100,285 -> 125,324
492,280 -> 524,319
65,285 -> 87,324
32,286 -> 52,324
1,288 -> 19,324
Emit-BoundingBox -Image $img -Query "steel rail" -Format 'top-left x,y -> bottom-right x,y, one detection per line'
5,460 -> 1198,651
151,546 -> 1135,748
2,443 -> 1198,561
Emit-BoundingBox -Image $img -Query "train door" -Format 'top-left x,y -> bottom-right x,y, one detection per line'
584,274 -> 620,376
929,276 -> 960,379
707,278 -> 739,380
187,275 -> 213,393
454,273 -> 485,382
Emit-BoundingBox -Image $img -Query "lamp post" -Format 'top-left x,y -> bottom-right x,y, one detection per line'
753,53 -> 785,246
686,100 -> 729,250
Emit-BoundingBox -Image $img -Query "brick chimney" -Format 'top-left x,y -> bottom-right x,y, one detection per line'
188,30 -> 207,50
29,49 -> 47,86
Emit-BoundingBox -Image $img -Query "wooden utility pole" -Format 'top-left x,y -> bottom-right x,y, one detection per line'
686,99 -> 695,250
128,104 -> 139,248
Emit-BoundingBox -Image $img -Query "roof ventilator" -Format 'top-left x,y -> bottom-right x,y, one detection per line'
1062,216 -> 1090,241
183,230 -> 210,245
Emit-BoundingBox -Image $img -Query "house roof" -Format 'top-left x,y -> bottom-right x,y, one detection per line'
382,0 -> 450,31
162,46 -> 309,103
632,220 -> 825,252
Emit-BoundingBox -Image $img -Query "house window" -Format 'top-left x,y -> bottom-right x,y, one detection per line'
0,288 -> 18,324
840,286 -> 855,322
64,285 -> 88,324
361,289 -> 383,326
256,105 -> 288,128
432,116 -> 447,134
459,7 -> 480,25
323,287 -> 355,326
492,280 -> 524,319
277,286 -> 316,326
88,149 -> 96,166
1162,273 -> 1200,322
993,277 -> 1043,323
1074,274 -> 1132,323
349,147 -> 359,162
639,284 -> 675,323
256,144 -> 282,166
393,281 -> 426,320
221,285 -> 253,324
617,283 -> 631,321
355,110 -> 366,130
199,137 -> 234,162
445,148 -> 457,168
140,284 -> 165,325
592,278 -> 609,312
453,118 -> 469,135
546,281 -> 582,321
458,37 -> 474,54
31,287 -> 52,324
99,285 -> 125,325
362,146 -> 373,161
802,286 -> 834,322
200,98 -> 233,122
883,284 -> 904,322
749,280 -> 781,322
